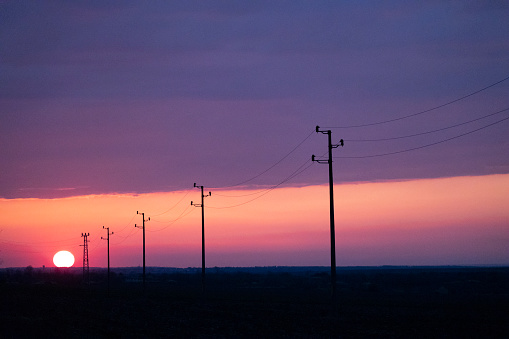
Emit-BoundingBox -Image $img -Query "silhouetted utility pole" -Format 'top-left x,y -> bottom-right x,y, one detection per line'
135,211 -> 150,287
312,125 -> 344,297
80,232 -> 90,283
101,226 -> 113,291
191,183 -> 211,291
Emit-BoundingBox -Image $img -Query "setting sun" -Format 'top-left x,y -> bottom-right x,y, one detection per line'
53,250 -> 75,268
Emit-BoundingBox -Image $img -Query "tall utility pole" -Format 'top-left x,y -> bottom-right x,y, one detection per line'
135,211 -> 150,287
81,232 -> 90,283
191,183 -> 211,291
312,125 -> 344,296
101,226 -> 114,291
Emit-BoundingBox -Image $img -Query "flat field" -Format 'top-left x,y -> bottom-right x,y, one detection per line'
1,267 -> 508,338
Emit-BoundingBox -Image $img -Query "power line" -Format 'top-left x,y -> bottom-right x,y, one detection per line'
114,213 -> 137,235
324,75 -> 509,129
213,132 -> 325,199
214,180 -> 300,199
345,107 -> 509,142
111,226 -> 139,245
215,129 -> 316,189
208,148 -> 329,209
148,191 -> 190,217
213,188 -> 274,198
148,205 -> 196,232
335,115 -> 509,159
208,158 -> 315,209
88,234 -> 102,252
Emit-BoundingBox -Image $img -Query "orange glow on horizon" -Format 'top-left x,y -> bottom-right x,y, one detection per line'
1,174 -> 508,268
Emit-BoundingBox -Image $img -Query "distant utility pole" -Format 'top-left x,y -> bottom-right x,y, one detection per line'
312,125 -> 344,297
101,226 -> 114,291
135,211 -> 150,287
80,232 -> 90,283
191,183 -> 211,291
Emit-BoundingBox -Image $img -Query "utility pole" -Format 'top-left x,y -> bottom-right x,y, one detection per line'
191,183 -> 211,292
135,211 -> 150,287
312,125 -> 343,297
101,226 -> 113,291
80,232 -> 90,283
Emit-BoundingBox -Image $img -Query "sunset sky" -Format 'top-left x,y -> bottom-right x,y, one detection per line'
1,2 -> 508,268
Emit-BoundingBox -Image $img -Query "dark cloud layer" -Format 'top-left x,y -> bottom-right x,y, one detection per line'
1,1 -> 508,198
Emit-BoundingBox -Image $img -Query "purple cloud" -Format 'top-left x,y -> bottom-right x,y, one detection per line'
1,1 -> 508,198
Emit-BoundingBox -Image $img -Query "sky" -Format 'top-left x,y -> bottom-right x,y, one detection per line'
1,1 -> 508,268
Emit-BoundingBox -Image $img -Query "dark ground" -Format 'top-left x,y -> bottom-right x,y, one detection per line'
1,266 -> 508,338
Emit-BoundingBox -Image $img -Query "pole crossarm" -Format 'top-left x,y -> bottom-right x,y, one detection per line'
101,226 -> 114,240
311,154 -> 329,164
332,140 -> 344,149
312,126 -> 344,165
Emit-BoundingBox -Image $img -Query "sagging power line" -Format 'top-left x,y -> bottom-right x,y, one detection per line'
344,107 -> 509,142
336,114 -> 509,159
149,191 -> 191,217
324,75 -> 509,129
214,129 -> 316,189
208,158 -> 315,210
148,205 -> 195,230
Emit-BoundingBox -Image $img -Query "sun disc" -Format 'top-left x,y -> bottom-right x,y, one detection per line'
53,250 -> 75,268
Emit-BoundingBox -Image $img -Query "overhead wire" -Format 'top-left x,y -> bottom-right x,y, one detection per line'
151,204 -> 193,224
148,191 -> 190,217
212,188 -> 276,198
214,128 -> 315,189
106,213 -> 141,246
335,114 -> 509,159
111,226 -> 139,245
148,205 -> 196,232
88,234 -> 102,252
345,107 -> 509,142
323,75 -> 509,129
208,156 -> 318,209
113,213 -> 137,235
